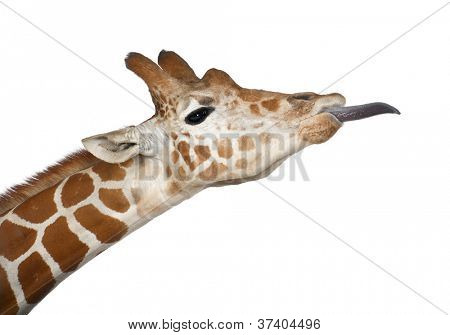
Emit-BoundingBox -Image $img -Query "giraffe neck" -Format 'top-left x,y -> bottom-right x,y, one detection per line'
0,156 -> 196,314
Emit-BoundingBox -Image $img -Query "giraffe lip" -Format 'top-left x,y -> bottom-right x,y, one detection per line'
321,102 -> 400,122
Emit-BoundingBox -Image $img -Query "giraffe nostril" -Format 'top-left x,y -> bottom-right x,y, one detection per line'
290,93 -> 315,101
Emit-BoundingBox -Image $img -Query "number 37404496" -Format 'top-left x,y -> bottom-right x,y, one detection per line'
257,319 -> 320,330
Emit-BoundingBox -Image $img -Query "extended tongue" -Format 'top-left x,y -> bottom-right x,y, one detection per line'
323,102 -> 400,122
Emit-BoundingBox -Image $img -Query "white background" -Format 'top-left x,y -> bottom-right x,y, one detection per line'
0,0 -> 449,333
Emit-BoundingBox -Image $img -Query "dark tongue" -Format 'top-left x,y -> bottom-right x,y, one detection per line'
323,102 -> 400,122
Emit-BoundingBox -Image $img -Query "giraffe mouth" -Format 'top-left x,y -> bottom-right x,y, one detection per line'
321,102 -> 400,122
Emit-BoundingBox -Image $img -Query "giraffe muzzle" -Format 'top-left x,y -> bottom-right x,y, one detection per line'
322,102 -> 400,122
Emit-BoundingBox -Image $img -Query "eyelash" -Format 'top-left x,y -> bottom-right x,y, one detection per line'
185,107 -> 215,125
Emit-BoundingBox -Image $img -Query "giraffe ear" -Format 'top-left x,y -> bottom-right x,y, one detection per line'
82,127 -> 140,163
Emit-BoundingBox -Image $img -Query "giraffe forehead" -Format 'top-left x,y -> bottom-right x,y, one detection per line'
158,87 -> 238,121
155,85 -> 298,133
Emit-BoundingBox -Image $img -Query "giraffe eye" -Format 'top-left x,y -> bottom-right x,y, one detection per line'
185,107 -> 215,125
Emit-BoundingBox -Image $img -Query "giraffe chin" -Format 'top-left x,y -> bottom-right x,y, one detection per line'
298,113 -> 343,145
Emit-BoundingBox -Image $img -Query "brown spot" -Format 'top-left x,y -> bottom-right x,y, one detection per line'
194,145 -> 211,162
250,104 -> 261,115
18,252 -> 55,304
177,141 -> 191,166
261,98 -> 280,112
13,184 -> 58,224
198,161 -> 228,181
120,159 -> 134,168
178,166 -> 187,179
166,166 -> 172,178
235,158 -> 248,169
61,173 -> 94,208
238,89 -> 262,102
171,150 -> 180,164
181,131 -> 191,138
188,161 -> 198,171
0,264 -> 19,314
42,217 -> 89,272
159,109 -> 166,117
167,181 -> 181,195
238,136 -> 255,151
99,188 -> 130,213
171,132 -> 178,140
74,205 -> 128,243
189,145 -> 211,171
0,220 -> 37,261
218,163 -> 228,173
217,138 -> 233,159
92,161 -> 126,182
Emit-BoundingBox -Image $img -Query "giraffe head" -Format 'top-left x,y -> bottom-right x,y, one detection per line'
83,51 -> 399,186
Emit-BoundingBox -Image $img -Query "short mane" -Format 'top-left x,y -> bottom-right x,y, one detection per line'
0,149 -> 100,215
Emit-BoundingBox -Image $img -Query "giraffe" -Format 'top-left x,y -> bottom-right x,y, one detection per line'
0,50 -> 399,314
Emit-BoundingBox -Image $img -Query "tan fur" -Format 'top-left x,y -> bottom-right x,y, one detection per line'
0,150 -> 99,216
